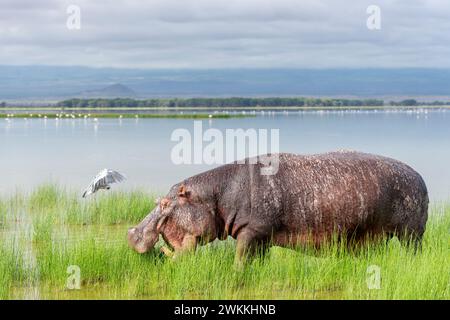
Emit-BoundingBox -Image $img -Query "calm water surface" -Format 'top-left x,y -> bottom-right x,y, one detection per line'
1,109 -> 449,201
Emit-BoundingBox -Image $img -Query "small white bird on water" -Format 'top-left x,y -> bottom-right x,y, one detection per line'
82,169 -> 126,198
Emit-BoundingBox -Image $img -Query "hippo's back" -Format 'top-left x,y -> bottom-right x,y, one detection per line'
275,151 -> 428,237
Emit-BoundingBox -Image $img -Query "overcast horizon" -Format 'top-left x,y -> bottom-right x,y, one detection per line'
2,0 -> 450,69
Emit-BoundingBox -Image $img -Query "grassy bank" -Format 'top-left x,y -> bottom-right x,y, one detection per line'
0,185 -> 449,299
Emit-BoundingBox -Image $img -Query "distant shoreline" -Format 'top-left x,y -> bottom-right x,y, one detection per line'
0,112 -> 251,119
2,105 -> 450,111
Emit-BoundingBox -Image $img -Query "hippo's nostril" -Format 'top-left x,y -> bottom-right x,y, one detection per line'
127,228 -> 137,241
128,227 -> 144,243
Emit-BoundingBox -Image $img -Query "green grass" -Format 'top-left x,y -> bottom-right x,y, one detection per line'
0,186 -> 449,299
27,184 -> 156,225
0,197 -> 6,227
0,113 -> 251,119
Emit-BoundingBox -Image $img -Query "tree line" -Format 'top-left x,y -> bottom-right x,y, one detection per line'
55,97 -> 385,108
387,99 -> 450,106
3,98 -> 450,108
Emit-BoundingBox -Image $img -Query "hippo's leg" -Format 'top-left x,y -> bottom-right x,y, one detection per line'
396,229 -> 424,253
234,230 -> 269,268
172,234 -> 197,260
345,229 -> 390,253
380,232 -> 395,249
234,231 -> 256,269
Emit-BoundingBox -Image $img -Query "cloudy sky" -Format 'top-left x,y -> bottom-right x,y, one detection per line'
1,0 -> 450,68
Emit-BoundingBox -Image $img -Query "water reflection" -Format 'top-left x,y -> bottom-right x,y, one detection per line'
0,110 -> 449,200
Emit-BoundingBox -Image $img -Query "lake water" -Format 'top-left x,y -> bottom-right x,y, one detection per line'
1,109 -> 449,201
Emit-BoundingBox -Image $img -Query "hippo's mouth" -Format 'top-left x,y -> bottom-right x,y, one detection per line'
160,233 -> 174,251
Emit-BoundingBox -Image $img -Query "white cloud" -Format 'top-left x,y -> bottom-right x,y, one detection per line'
1,0 -> 450,68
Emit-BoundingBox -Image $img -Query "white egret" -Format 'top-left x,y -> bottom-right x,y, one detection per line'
82,169 -> 126,198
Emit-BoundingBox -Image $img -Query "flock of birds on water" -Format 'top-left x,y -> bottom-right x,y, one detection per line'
1,107 -> 445,124
3,113 -> 127,122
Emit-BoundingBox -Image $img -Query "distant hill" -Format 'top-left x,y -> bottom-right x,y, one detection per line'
1,66 -> 450,101
78,83 -> 136,98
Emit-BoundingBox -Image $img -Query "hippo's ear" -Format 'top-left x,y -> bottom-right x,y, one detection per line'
160,198 -> 171,210
177,185 -> 190,198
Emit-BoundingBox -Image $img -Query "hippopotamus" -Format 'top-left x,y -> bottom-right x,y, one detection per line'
127,151 -> 428,264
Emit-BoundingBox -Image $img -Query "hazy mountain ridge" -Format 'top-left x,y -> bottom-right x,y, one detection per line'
1,66 -> 450,101
77,83 -> 136,98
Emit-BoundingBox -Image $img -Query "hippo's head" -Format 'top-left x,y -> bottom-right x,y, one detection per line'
127,205 -> 162,253
127,184 -> 216,253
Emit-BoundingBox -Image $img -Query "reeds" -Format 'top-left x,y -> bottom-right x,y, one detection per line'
0,186 -> 448,299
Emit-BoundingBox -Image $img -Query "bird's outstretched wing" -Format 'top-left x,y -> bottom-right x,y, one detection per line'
82,169 -> 126,198
105,169 -> 126,184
